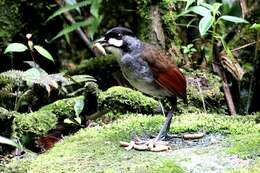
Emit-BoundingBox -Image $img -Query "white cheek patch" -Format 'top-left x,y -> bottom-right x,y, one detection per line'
108,38 -> 123,47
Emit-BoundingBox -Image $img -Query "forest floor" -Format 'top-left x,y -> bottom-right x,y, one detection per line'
3,113 -> 260,173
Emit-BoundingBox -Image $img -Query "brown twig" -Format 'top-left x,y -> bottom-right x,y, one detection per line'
240,0 -> 248,18
213,63 -> 236,115
231,41 -> 257,52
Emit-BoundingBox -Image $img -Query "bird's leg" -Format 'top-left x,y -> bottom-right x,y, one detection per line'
154,96 -> 177,141
147,97 -> 177,149
154,109 -> 174,141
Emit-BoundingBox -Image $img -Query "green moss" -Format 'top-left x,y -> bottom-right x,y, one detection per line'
67,55 -> 120,90
13,111 -> 57,138
227,133 -> 260,159
98,86 -> 159,114
0,1 -> 22,47
6,114 -> 184,173
6,113 -> 259,172
39,96 -> 84,119
160,0 -> 188,48
179,69 -> 227,114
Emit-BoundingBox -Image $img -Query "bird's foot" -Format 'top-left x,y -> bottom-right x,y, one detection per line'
119,137 -> 171,152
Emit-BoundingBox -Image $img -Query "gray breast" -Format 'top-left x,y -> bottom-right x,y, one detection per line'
118,52 -> 170,97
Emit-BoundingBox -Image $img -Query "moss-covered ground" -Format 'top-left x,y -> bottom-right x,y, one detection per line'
4,113 -> 260,173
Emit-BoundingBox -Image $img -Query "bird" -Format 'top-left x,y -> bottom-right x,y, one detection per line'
94,27 -> 187,146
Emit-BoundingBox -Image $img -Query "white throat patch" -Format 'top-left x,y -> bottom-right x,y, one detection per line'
108,38 -> 123,47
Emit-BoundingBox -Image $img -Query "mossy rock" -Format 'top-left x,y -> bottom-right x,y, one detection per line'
67,55 -> 122,90
39,96 -> 84,120
98,86 -> 159,114
5,113 -> 259,173
178,69 -> 227,114
13,111 -> 57,138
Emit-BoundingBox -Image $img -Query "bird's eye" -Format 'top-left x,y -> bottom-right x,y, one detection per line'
117,33 -> 122,38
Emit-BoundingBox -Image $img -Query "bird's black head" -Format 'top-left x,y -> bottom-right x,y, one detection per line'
94,27 -> 137,57
104,27 -> 134,43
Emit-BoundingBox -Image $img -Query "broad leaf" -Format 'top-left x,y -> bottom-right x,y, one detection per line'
219,15 -> 249,23
4,43 -> 28,54
24,67 -> 48,78
199,2 -> 213,10
250,23 -> 260,30
64,118 -> 76,124
199,15 -> 213,36
74,99 -> 84,116
189,6 -> 211,17
0,136 -> 21,148
34,45 -> 54,62
74,117 -> 82,124
23,67 -> 48,87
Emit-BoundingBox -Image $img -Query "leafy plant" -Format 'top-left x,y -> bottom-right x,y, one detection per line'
64,99 -> 84,126
180,1 -> 248,36
0,135 -> 21,149
179,1 -> 248,80
181,44 -> 197,58
4,34 -> 54,62
47,0 -> 103,42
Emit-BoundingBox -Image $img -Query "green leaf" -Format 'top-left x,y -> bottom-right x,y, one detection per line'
199,15 -> 213,36
4,43 -> 28,54
219,15 -> 249,23
65,0 -> 81,14
34,45 -> 54,62
24,67 -> 48,78
0,136 -> 21,148
90,0 -> 101,18
250,23 -> 260,30
189,6 -> 211,17
74,117 -> 82,124
23,67 -> 48,87
50,19 -> 93,41
212,3 -> 222,16
199,2 -> 213,10
74,99 -> 84,116
88,16 -> 103,39
64,118 -> 76,124
47,0 -> 92,21
185,0 -> 195,10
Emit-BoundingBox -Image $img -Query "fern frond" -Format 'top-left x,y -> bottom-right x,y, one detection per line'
47,0 -> 92,21
1,70 -> 24,79
0,83 -> 15,100
50,19 -> 93,41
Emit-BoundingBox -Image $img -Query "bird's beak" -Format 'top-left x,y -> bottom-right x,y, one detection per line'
95,37 -> 106,45
92,37 -> 107,56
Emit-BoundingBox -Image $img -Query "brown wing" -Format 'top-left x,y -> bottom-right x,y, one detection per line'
141,44 -> 187,100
